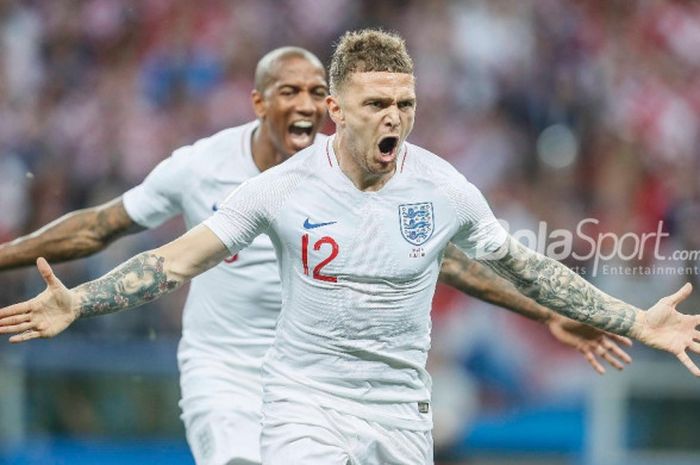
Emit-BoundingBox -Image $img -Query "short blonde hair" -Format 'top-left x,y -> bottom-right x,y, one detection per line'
329,29 -> 414,94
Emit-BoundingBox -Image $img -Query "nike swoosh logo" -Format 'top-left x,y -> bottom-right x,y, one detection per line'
212,203 -> 220,212
303,218 -> 337,229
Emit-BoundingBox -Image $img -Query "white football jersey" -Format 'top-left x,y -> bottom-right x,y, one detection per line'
123,121 -> 326,406
205,136 -> 507,430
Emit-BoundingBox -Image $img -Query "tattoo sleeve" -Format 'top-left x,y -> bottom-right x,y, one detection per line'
0,198 -> 143,270
476,237 -> 639,336
439,243 -> 553,322
73,252 -> 180,318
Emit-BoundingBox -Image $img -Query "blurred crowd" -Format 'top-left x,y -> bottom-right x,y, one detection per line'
1,0 -> 700,444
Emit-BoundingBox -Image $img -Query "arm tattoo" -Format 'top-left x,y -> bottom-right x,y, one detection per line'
74,252 -> 180,318
477,237 -> 638,336
0,200 -> 142,270
439,244 -> 552,322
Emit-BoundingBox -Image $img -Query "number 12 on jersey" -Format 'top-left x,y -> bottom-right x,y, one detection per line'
301,234 -> 339,282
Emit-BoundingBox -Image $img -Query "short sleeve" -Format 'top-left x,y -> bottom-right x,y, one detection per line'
203,162 -> 306,255
444,176 -> 508,258
202,177 -> 271,255
122,146 -> 192,228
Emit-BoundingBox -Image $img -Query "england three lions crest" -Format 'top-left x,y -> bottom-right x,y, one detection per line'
399,202 -> 434,246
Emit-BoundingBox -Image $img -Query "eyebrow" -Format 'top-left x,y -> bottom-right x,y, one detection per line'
363,96 -> 416,104
364,96 -> 391,102
277,83 -> 328,90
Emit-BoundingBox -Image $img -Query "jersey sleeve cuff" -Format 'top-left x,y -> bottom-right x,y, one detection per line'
202,213 -> 240,255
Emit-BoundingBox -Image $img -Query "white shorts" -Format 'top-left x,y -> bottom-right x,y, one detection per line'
181,401 -> 262,465
178,353 -> 265,465
261,399 -> 434,465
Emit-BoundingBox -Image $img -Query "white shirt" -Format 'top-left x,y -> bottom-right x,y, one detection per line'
205,136 -> 507,430
123,121 -> 323,405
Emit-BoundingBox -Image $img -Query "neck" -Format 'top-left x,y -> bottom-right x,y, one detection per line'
334,134 -> 395,192
251,125 -> 285,172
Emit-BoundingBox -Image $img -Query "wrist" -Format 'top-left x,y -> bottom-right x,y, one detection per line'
538,307 -> 558,325
628,308 -> 647,340
68,290 -> 83,321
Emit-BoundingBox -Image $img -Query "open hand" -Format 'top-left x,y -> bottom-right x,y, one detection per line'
547,314 -> 633,375
0,258 -> 78,343
637,283 -> 700,376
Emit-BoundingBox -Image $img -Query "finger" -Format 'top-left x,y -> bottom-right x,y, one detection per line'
36,257 -> 59,288
608,334 -> 633,347
583,350 -> 606,375
0,321 -> 35,335
606,341 -> 633,364
602,351 -> 625,370
689,340 -> 700,354
595,345 -> 608,357
593,344 -> 624,370
665,282 -> 693,307
0,313 -> 31,328
676,351 -> 700,377
0,302 -> 32,319
9,330 -> 41,344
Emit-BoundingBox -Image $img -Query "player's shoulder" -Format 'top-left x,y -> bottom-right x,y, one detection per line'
188,122 -> 256,160
401,143 -> 492,225
230,137 -> 329,208
403,141 -> 466,183
261,134 -> 329,179
159,122 -> 256,182
401,142 -> 486,207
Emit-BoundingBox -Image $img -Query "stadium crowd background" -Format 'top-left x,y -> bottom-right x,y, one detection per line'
1,0 -> 699,463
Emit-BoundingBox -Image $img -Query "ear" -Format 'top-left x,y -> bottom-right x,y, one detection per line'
252,89 -> 266,119
326,95 -> 343,127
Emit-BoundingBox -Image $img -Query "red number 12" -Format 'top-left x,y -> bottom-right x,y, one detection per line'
301,234 -> 339,282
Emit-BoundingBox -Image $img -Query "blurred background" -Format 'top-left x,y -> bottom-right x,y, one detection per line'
1,0 -> 699,464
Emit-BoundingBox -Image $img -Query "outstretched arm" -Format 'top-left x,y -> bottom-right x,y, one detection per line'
0,198 -> 143,271
0,225 -> 229,342
475,236 -> 700,376
439,244 -> 632,374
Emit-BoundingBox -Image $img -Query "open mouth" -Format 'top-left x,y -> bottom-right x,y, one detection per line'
289,120 -> 313,136
377,136 -> 399,163
288,121 -> 315,149
378,136 -> 398,154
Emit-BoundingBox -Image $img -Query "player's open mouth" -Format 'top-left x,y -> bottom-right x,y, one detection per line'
288,120 -> 314,148
378,136 -> 398,162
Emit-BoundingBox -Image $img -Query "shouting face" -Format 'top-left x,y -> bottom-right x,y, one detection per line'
253,56 -> 328,159
328,71 -> 416,186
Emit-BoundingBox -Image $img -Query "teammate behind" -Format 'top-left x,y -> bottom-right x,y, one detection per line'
1,46 -> 329,465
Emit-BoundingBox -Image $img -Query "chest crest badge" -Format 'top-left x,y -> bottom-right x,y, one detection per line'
398,202 -> 434,246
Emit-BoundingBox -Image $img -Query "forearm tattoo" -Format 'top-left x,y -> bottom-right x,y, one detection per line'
0,202 -> 140,270
478,238 -> 638,336
75,252 -> 179,318
440,244 -> 551,322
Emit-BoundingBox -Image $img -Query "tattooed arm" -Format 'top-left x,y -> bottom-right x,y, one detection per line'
478,238 -> 639,334
0,198 -> 143,271
0,224 -> 229,341
440,243 -> 552,322
439,243 -> 632,373
476,236 -> 700,376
